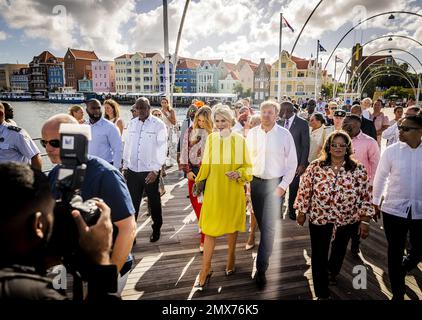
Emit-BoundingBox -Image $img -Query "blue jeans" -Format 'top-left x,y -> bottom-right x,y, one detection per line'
250,176 -> 282,273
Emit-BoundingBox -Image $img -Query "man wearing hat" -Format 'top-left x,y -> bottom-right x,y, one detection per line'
332,109 -> 347,130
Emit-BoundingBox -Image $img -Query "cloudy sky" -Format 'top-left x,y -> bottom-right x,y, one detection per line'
1,0 -> 421,81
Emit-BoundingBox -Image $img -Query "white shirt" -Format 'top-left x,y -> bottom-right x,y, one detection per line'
382,121 -> 399,146
0,121 -> 39,164
362,109 -> 371,120
372,141 -> 422,219
87,117 -> 123,169
232,122 -> 243,133
246,123 -> 298,190
123,115 -> 168,172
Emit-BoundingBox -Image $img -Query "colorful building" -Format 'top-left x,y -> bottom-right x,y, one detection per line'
158,61 -> 173,93
236,59 -> 258,93
92,60 -> 116,93
253,58 -> 271,105
48,63 -> 65,91
0,64 -> 29,91
64,48 -> 98,90
197,59 -> 229,93
270,50 -> 324,100
114,52 -> 163,93
78,75 -> 93,92
175,58 -> 200,93
28,51 -> 63,94
10,67 -> 30,92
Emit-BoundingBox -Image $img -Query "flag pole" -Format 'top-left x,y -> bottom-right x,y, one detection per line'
333,55 -> 337,99
314,40 -> 319,101
277,12 -> 283,102
163,0 -> 170,101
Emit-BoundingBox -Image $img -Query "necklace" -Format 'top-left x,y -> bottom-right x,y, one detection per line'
331,161 -> 345,171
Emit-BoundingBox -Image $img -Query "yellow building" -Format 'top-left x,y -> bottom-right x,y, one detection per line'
270,50 -> 325,101
114,52 -> 163,93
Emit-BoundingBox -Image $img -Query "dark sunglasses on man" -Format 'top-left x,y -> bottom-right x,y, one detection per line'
41,139 -> 60,148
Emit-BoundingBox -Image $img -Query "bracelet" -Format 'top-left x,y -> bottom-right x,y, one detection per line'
360,221 -> 370,226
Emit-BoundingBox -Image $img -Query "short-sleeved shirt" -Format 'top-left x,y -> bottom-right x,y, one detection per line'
0,121 -> 40,164
48,156 -> 135,262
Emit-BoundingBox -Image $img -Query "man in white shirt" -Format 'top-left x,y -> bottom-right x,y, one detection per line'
247,100 -> 297,289
86,99 -> 123,169
123,97 -> 168,242
382,106 -> 420,146
372,114 -> 422,300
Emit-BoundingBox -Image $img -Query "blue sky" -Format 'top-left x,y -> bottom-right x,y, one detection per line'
1,0 -> 421,81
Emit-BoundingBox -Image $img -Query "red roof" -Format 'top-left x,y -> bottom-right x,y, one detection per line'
115,53 -> 134,59
177,58 -> 200,69
35,51 -> 59,63
226,62 -> 236,71
229,71 -> 239,80
68,48 -> 98,60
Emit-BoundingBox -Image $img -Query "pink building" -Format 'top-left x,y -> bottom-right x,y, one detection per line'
92,60 -> 116,93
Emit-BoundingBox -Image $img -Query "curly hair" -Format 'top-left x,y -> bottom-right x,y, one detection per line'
319,130 -> 357,171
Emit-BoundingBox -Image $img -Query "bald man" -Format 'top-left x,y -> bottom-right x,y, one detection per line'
350,104 -> 377,141
41,114 -> 136,295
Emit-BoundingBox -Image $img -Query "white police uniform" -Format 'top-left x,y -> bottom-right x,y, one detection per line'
0,121 -> 40,164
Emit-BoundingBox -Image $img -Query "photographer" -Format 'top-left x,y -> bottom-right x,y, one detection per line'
0,162 -> 118,300
41,114 -> 136,295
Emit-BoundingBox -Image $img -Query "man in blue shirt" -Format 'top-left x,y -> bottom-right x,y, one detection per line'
85,99 -> 123,169
41,114 -> 136,295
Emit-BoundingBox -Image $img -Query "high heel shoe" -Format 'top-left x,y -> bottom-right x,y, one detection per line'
195,270 -> 213,291
225,267 -> 236,276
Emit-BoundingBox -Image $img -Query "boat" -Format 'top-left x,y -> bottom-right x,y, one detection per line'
48,92 -> 85,104
0,92 -> 32,101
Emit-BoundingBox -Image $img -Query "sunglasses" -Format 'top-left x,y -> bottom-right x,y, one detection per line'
330,143 -> 348,148
41,139 -> 60,148
398,125 -> 421,132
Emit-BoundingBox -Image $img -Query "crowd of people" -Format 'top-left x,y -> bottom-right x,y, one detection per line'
0,94 -> 421,300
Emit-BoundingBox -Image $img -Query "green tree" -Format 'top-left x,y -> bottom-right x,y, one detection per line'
233,83 -> 244,96
383,86 -> 411,99
244,88 -> 252,98
173,86 -> 183,93
321,83 -> 333,98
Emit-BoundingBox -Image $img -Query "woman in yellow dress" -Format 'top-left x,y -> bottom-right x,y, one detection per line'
195,104 -> 252,290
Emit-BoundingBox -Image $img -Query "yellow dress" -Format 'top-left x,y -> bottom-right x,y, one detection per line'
195,131 -> 252,237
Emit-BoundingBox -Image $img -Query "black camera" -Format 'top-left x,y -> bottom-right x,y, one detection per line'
48,124 -> 101,265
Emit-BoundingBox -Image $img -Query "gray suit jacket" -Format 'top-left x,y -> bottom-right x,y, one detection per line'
277,115 -> 310,167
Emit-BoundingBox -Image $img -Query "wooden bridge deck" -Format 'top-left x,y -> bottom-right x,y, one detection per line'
122,166 -> 422,301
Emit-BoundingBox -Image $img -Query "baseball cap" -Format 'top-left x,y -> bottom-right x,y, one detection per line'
334,110 -> 346,117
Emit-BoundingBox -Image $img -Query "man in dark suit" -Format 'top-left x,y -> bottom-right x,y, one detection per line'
350,104 -> 377,141
277,101 -> 310,220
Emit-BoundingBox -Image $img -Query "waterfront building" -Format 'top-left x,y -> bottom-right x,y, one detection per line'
0,63 -> 29,91
92,60 -> 116,93
10,67 -> 30,92
175,58 -> 200,93
114,52 -> 163,93
64,48 -> 98,90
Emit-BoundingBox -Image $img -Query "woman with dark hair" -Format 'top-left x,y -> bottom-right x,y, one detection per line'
104,99 -> 124,135
308,112 -> 329,162
294,130 -> 374,300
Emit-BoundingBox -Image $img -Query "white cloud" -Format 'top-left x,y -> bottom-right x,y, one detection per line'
0,0 -> 420,76
0,31 -> 7,40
